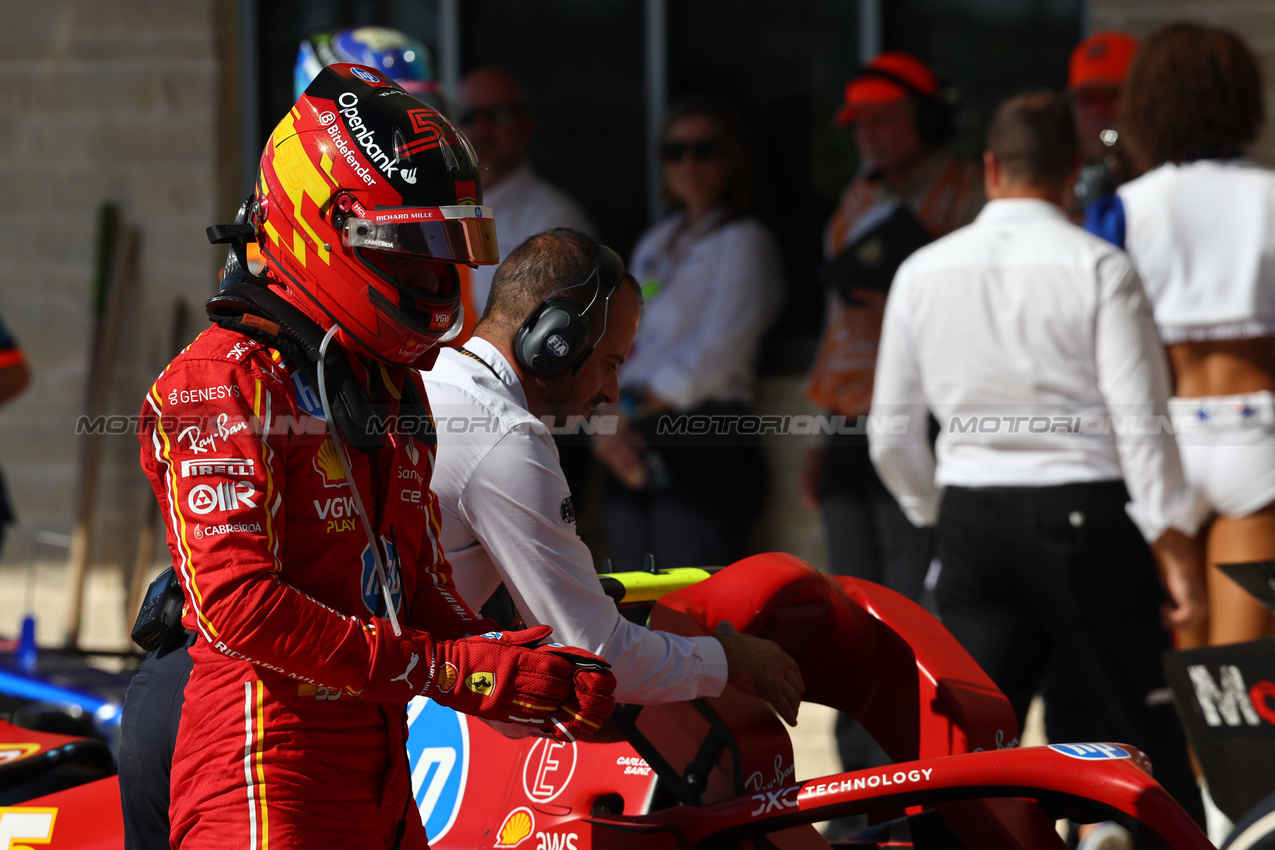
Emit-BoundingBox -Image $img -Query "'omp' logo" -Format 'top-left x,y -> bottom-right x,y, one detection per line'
1048,743 -> 1130,760
406,697 -> 468,841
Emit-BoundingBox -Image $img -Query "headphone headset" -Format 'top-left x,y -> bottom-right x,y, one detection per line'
514,243 -> 626,378
852,66 -> 956,146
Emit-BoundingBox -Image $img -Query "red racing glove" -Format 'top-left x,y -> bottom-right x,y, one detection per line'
365,623 -> 617,742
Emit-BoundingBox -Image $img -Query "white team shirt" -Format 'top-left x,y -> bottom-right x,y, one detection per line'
869,198 -> 1198,541
1118,158 -> 1275,343
620,210 -> 784,408
470,163 -> 596,314
423,338 -> 728,704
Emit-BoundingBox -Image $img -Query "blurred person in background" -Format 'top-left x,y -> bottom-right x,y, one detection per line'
870,89 -> 1206,832
1042,31 -> 1143,761
799,52 -> 982,792
0,315 -> 29,554
592,93 -> 783,573
1067,31 -> 1139,221
456,67 -> 600,529
1095,22 -> 1275,651
456,67 -> 596,317
295,25 -> 443,107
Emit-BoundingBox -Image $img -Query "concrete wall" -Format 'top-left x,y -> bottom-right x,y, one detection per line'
1089,0 -> 1275,162
0,1 -> 235,580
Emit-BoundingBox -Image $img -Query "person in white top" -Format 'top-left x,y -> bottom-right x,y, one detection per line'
1099,22 -> 1275,649
869,91 -> 1205,825
592,94 -> 784,573
455,67 -> 597,315
424,228 -> 803,717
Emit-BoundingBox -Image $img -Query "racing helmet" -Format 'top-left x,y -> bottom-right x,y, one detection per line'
256,63 -> 498,366
295,27 -> 439,103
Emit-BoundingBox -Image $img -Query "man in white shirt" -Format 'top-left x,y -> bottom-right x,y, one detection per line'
456,68 -> 597,315
424,228 -> 803,718
869,91 -> 1205,824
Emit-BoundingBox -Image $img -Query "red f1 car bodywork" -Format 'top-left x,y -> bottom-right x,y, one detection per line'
1,553 -> 1214,849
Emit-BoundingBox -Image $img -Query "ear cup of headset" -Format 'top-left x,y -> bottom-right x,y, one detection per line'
913,94 -> 955,146
851,67 -> 955,147
515,298 -> 592,377
512,242 -> 627,378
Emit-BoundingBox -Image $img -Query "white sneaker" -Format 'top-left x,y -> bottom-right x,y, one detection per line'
1077,821 -> 1133,850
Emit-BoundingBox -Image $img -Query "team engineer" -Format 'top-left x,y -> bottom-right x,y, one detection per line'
868,90 -> 1205,821
424,228 -> 805,720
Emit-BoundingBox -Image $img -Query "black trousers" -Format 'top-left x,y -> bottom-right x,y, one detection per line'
119,636 -> 194,850
936,481 -> 1204,825
603,403 -> 769,573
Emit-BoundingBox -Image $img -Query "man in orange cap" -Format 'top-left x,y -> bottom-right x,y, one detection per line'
1068,31 -> 1139,216
801,52 -> 983,811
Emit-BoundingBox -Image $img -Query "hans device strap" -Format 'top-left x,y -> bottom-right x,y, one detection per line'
514,243 -> 626,378
206,279 -> 436,454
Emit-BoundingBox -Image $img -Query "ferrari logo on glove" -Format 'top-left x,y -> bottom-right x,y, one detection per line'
466,672 -> 494,695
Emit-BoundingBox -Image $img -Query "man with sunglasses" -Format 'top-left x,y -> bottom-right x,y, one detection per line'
456,67 -> 596,316
423,228 -> 804,720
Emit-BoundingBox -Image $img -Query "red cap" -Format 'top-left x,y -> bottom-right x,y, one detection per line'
836,52 -> 939,126
1068,31 -> 1138,90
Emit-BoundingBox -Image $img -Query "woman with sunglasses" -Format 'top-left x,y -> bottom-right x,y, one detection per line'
593,93 -> 784,572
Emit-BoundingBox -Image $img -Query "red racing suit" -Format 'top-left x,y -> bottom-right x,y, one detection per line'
139,324 -> 488,849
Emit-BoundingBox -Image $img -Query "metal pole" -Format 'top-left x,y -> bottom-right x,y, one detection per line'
239,0 -> 260,196
858,0 -> 881,62
439,0 -> 462,106
644,0 -> 668,224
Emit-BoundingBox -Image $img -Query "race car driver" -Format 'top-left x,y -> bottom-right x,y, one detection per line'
136,64 -> 615,849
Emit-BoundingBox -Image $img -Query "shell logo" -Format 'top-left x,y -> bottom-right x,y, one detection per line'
437,662 -> 458,692
494,807 -> 535,848
313,438 -> 349,487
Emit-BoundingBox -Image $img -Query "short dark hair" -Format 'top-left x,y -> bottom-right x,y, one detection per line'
479,228 -> 641,335
986,90 -> 1078,187
1121,22 -> 1264,169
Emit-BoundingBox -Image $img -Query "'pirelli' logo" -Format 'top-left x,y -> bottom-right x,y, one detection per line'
180,458 -> 255,478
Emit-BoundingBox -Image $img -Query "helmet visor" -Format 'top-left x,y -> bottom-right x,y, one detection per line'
343,205 -> 499,265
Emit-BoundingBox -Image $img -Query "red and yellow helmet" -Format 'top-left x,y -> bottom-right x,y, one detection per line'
255,63 -> 498,366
